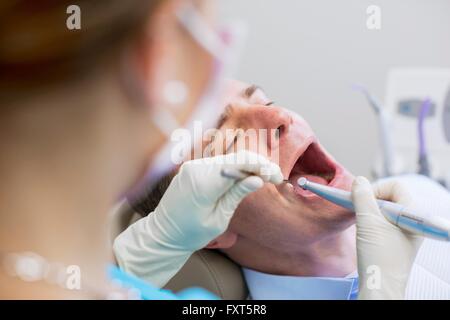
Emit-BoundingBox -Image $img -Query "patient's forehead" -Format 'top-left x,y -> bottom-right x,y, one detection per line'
222,79 -> 248,100
220,79 -> 269,109
219,80 -> 247,110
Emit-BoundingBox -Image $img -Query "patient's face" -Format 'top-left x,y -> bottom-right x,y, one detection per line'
205,80 -> 355,264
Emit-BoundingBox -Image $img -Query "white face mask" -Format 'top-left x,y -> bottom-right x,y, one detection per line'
125,2 -> 247,199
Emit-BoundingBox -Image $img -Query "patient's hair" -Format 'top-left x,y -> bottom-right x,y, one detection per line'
127,172 -> 176,216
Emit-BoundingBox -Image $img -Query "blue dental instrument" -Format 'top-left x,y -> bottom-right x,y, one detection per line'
298,177 -> 450,242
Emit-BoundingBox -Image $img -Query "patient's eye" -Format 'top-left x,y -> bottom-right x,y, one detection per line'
265,101 -> 275,106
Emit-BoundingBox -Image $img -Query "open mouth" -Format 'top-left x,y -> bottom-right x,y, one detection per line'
288,143 -> 337,196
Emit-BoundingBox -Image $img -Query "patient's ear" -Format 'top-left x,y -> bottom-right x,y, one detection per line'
205,231 -> 238,249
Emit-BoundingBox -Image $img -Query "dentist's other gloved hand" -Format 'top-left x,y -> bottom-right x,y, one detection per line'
113,150 -> 283,287
352,176 -> 423,300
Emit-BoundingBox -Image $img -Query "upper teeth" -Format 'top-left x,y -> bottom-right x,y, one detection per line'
312,172 -> 334,180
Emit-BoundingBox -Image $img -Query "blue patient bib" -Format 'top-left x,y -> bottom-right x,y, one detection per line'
107,264 -> 218,300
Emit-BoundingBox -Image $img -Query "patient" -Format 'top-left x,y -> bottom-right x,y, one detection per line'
205,81 -> 356,277
128,80 -> 450,300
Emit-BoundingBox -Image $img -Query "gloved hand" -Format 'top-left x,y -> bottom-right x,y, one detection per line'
113,150 -> 283,287
352,176 -> 423,300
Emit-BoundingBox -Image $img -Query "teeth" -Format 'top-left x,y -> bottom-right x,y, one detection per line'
311,172 -> 335,181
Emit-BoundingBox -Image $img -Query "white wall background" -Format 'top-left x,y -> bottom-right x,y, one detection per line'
218,0 -> 450,177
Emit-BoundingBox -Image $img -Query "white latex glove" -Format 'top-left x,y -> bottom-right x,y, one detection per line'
113,150 -> 283,287
352,176 -> 423,300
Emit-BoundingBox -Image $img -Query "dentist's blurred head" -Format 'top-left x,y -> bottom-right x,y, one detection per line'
0,0 -> 216,198
0,0 -> 218,298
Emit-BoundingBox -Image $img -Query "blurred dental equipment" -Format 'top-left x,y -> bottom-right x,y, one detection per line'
417,97 -> 432,177
352,84 -> 396,178
383,68 -> 450,187
220,168 -> 289,183
297,177 -> 450,242
444,88 -> 450,144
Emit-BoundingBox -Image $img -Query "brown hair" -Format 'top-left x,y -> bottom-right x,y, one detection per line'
128,171 -> 176,216
0,0 -> 164,96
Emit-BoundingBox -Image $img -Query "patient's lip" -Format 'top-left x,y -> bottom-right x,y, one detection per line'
289,165 -> 345,200
280,181 -> 294,190
294,184 -> 315,197
291,174 -> 327,197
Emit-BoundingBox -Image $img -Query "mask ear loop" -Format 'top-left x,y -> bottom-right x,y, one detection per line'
175,3 -> 225,58
174,3 -> 249,161
119,44 -> 184,138
117,46 -> 187,200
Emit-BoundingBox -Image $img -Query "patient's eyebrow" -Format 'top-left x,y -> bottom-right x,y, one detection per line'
243,84 -> 262,99
215,84 -> 263,128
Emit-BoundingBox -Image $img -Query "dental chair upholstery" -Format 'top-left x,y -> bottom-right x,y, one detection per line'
110,201 -> 249,299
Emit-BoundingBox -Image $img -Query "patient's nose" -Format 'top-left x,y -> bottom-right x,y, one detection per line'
244,106 -> 292,149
